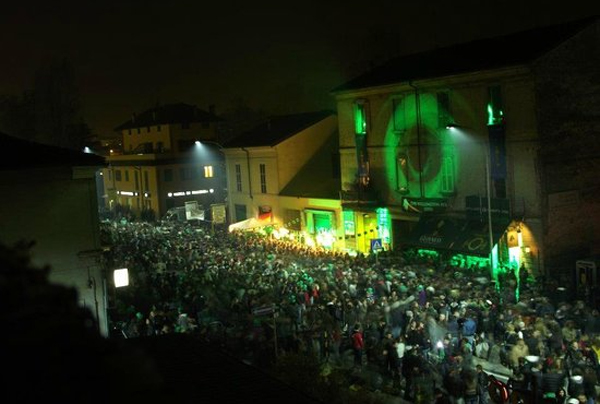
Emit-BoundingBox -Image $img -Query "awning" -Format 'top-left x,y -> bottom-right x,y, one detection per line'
228,217 -> 273,232
401,215 -> 509,257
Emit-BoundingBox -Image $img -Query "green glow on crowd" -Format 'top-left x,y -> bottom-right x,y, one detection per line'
376,207 -> 391,244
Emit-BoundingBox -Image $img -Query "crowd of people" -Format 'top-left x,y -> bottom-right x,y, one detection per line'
100,219 -> 600,404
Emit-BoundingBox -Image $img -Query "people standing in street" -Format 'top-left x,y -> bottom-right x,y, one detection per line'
352,323 -> 364,369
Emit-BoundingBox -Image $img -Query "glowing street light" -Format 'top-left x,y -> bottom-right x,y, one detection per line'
113,268 -> 129,288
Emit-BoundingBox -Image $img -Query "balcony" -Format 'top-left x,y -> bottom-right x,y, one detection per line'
340,186 -> 382,209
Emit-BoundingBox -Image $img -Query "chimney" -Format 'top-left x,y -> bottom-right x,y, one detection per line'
209,104 -> 215,115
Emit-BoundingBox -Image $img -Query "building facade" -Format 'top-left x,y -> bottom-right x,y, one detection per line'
0,132 -> 109,335
223,111 -> 344,250
102,103 -> 226,220
331,17 -> 600,279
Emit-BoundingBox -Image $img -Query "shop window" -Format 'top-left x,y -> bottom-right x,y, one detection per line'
284,209 -> 301,231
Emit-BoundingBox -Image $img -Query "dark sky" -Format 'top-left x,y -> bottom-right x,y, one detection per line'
2,0 -> 598,136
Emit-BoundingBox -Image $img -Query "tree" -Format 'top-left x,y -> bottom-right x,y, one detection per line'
0,240 -> 168,403
33,57 -> 89,149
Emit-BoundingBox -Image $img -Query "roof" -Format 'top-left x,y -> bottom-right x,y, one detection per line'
124,334 -> 324,404
114,103 -> 222,131
0,131 -> 105,170
333,16 -> 599,93
224,110 -> 335,148
279,130 -> 341,199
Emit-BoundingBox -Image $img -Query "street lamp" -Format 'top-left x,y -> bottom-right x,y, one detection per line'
446,124 -> 495,279
193,140 -> 228,229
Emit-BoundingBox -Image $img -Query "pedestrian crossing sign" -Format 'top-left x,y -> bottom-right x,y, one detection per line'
370,238 -> 383,252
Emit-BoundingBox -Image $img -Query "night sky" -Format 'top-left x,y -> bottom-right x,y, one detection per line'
2,0 -> 598,137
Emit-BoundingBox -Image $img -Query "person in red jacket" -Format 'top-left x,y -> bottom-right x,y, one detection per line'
352,323 -> 365,369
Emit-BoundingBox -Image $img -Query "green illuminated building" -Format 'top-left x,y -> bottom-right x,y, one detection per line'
331,16 -> 600,284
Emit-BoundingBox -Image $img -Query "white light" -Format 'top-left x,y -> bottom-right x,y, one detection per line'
436,341 -> 444,349
120,191 -> 135,196
83,146 -> 91,153
173,192 -> 186,197
195,141 -> 201,145
168,192 -> 173,197
114,268 -> 129,288
99,172 -> 103,176
209,188 -> 214,193
191,189 -> 208,195
185,191 -> 191,195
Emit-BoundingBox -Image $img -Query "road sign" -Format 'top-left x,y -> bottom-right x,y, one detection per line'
370,238 -> 383,252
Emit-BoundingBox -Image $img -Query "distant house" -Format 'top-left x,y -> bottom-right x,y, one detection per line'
103,103 -> 226,219
223,110 -> 343,250
331,16 -> 600,276
0,132 -> 108,335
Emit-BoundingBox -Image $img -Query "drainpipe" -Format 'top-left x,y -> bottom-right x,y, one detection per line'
409,81 -> 424,198
242,147 -> 253,199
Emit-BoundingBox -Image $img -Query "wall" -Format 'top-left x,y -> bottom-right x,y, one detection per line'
0,166 -> 108,336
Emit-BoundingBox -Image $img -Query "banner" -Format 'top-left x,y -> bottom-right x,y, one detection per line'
488,124 -> 506,180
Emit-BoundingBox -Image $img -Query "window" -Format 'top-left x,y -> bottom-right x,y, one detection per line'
137,128 -> 141,134
124,170 -> 129,182
115,170 -> 122,182
353,100 -> 369,135
128,129 -> 132,135
204,165 -> 214,178
134,170 -> 139,189
259,164 -> 267,193
487,85 -> 504,125
396,154 -> 409,192
235,164 -> 242,192
392,97 -> 406,132
234,204 -> 247,221
437,92 -> 452,128
164,169 -> 173,182
147,126 -> 151,133
144,171 -> 149,191
157,125 -> 161,132
108,170 -> 112,181
441,156 -> 455,193
284,209 -> 301,231
180,167 -> 197,181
